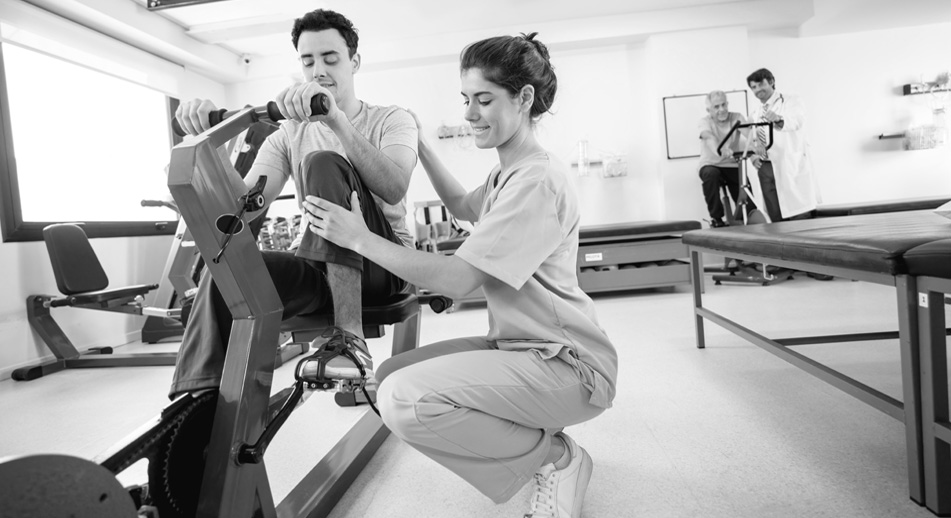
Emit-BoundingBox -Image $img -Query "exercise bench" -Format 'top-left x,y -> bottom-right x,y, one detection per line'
15,223 -> 180,381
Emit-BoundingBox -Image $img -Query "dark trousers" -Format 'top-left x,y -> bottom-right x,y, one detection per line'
699,165 -> 741,221
756,161 -> 814,222
169,151 -> 407,398
756,161 -> 784,222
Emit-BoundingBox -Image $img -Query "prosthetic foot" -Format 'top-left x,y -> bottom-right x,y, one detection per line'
296,327 -> 373,393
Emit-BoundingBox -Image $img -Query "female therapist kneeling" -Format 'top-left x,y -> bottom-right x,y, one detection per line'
302,32 -> 618,518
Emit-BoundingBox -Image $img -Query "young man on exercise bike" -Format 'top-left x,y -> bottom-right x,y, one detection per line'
171,8 -> 418,399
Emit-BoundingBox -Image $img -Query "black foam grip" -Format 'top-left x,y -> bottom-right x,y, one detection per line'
311,93 -> 330,116
208,108 -> 226,127
264,93 -> 330,123
171,108 -> 229,137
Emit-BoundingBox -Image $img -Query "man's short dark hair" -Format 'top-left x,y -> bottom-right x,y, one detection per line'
291,9 -> 359,57
747,68 -> 775,87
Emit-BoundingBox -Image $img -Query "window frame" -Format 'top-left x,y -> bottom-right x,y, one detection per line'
0,43 -> 183,242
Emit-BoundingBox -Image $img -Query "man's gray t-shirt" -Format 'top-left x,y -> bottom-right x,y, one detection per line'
253,101 -> 418,247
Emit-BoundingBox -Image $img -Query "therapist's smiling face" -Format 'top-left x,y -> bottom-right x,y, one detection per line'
460,68 -> 523,149
749,78 -> 775,103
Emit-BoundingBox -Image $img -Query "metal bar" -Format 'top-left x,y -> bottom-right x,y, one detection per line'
777,329 -> 951,347
690,250 -> 706,349
895,276 -> 924,504
390,308 -> 421,356
697,307 -> 904,420
195,315 -> 282,518
686,245 -> 894,286
934,423 -> 951,446
147,0 -> 232,10
26,295 -> 81,360
278,411 -> 389,518
63,353 -> 177,368
11,359 -> 65,381
775,331 -> 900,346
170,116 -> 285,518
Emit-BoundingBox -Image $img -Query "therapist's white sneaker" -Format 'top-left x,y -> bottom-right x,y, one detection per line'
524,433 -> 593,518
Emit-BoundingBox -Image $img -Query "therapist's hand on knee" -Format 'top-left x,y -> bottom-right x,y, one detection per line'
302,192 -> 368,251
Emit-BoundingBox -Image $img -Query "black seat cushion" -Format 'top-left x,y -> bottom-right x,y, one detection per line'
905,238 -> 951,278
580,220 -> 702,241
683,211 -> 951,275
814,196 -> 950,217
280,292 -> 419,332
43,224 -> 109,294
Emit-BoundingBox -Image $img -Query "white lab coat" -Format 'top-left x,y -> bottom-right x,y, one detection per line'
749,91 -> 820,219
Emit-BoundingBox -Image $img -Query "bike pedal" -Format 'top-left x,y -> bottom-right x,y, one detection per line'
335,389 -> 377,407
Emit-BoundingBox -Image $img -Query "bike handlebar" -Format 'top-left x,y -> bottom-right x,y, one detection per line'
171,93 -> 330,137
716,121 -> 774,156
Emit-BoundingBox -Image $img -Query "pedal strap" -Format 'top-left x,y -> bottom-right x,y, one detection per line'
295,340 -> 365,389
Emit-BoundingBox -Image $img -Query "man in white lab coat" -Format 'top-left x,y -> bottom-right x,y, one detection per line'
747,68 -> 820,221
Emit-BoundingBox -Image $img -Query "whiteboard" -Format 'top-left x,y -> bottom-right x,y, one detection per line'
662,90 -> 748,160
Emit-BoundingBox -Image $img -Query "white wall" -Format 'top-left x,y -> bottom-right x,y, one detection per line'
228,21 -> 951,228
749,23 -> 951,203
231,42 -> 659,228
646,26 -> 753,223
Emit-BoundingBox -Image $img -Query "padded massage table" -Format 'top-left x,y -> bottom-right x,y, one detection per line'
683,210 -> 951,509
814,196 -> 951,217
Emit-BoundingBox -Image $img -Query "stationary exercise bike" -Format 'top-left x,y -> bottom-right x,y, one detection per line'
0,94 -> 428,518
710,120 -> 794,286
141,120 -> 281,344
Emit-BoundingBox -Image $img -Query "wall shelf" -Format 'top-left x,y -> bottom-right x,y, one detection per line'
903,83 -> 951,96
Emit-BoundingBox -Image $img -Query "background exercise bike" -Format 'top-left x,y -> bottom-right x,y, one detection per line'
708,120 -> 795,286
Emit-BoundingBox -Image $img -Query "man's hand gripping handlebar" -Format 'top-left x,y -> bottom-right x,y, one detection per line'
171,94 -> 331,137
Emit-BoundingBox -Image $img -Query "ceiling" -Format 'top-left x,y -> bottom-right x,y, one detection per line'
20,0 -> 951,84
140,0 -> 731,57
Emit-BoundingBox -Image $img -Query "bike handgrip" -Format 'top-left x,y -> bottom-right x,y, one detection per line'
265,93 -> 330,121
171,108 -> 227,137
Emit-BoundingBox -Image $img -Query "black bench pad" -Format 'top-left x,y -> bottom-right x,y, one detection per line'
440,220 -> 702,252
905,238 -> 951,278
580,220 -> 701,241
814,196 -> 950,217
683,210 -> 951,275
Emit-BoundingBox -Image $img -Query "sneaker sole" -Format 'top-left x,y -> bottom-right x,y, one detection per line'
572,448 -> 593,518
